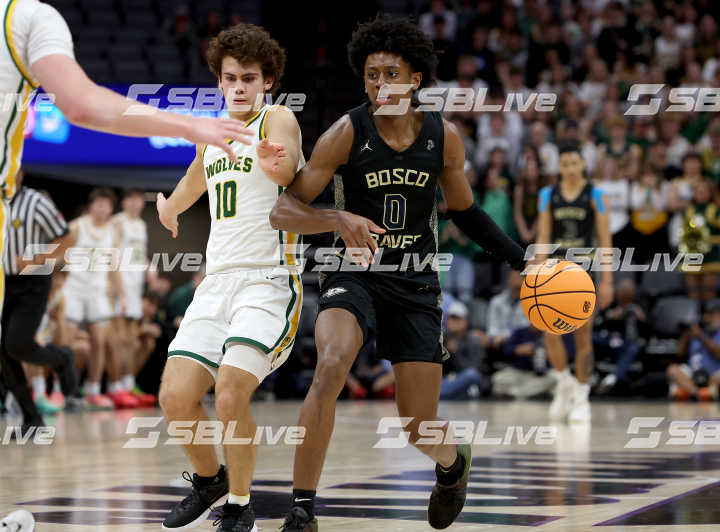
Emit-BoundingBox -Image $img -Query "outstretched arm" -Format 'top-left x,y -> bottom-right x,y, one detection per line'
438,119 -> 525,270
269,115 -> 386,264
156,145 -> 207,238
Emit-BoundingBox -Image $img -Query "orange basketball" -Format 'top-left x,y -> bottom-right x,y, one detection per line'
520,259 -> 596,335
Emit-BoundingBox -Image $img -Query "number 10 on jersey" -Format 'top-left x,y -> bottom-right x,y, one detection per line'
215,181 -> 237,219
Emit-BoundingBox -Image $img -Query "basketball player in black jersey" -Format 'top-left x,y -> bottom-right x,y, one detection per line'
536,142 -> 614,423
269,16 -> 524,531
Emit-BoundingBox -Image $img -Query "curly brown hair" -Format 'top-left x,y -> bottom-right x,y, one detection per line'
206,23 -> 286,93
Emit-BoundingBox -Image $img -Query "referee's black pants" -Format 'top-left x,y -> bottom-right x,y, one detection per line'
1,274 -> 69,423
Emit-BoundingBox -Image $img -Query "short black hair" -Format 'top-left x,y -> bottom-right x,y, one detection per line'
558,141 -> 581,156
347,15 -> 438,89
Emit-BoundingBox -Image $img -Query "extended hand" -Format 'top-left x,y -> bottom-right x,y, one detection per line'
156,193 -> 179,238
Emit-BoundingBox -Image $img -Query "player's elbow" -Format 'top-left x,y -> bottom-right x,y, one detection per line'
269,201 -> 283,230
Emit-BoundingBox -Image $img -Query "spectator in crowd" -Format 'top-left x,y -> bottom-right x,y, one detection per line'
513,152 -> 541,245
439,218 -> 479,304
474,113 -> 513,170
478,166 -> 518,247
486,271 -> 528,353
440,302 -> 489,399
629,167 -> 671,264
654,16 -> 682,74
594,278 -> 648,394
669,153 -> 705,250
166,265 -> 206,328
659,114 -> 691,173
430,15 -> 459,81
680,179 -> 720,302
593,155 -> 633,250
466,24 -> 498,86
597,114 -> 642,173
419,0 -> 458,42
700,122 -> 720,185
528,121 -> 559,177
492,323 -> 554,399
345,344 -> 395,400
667,300 -> 720,401
135,292 -> 164,378
576,58 -> 608,111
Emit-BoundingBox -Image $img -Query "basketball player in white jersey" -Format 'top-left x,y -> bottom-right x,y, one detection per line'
105,189 -> 155,408
156,24 -> 303,532
64,188 -> 124,410
0,0 -> 254,346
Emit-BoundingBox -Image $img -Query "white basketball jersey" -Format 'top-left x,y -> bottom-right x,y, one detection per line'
0,0 -> 73,199
202,105 -> 304,274
66,215 -> 115,291
114,211 -> 147,287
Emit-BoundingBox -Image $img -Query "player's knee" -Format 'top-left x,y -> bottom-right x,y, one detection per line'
159,385 -> 196,417
215,386 -> 253,421
311,346 -> 353,398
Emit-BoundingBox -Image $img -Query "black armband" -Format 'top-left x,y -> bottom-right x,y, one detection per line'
447,204 -> 526,270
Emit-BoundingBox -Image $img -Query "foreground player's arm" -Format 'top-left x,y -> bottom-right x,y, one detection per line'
156,145 -> 207,238
592,189 -> 614,309
438,120 -> 525,270
21,3 -> 251,161
270,116 -> 385,260
257,106 -> 301,186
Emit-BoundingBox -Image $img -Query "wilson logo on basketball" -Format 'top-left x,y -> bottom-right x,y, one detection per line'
552,317 -> 575,332
583,301 -> 590,313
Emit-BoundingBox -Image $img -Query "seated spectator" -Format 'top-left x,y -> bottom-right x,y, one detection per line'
668,152 -> 704,250
594,278 -> 648,394
700,121 -> 720,185
666,300 -> 720,400
440,302 -> 488,400
659,114 -> 691,173
345,343 -> 395,400
679,178 -> 720,301
419,0 -> 458,42
528,121 -> 558,177
474,113 -> 513,169
478,167 -> 518,245
439,218 -> 480,303
513,153 -> 541,245
486,270 -> 528,352
629,167 -> 671,264
492,324 -> 554,399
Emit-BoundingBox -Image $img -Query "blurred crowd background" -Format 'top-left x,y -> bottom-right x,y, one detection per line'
12,0 -> 720,411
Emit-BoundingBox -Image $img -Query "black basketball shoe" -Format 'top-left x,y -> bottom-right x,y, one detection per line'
162,466 -> 228,530
212,502 -> 257,532
427,443 -> 472,529
280,506 -> 318,531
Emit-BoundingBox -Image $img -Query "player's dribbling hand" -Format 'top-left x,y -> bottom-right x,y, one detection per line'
186,117 -> 254,163
337,211 -> 386,268
156,192 -> 179,238
257,138 -> 287,175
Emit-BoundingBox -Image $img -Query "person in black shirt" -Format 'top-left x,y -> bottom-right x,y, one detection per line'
270,15 -> 524,531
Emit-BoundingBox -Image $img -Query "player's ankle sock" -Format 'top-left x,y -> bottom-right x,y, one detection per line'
108,381 -> 124,394
195,465 -> 225,488
31,376 -> 46,398
436,446 -> 465,486
122,375 -> 136,391
228,493 -> 250,506
292,489 -> 316,517
86,382 -> 101,396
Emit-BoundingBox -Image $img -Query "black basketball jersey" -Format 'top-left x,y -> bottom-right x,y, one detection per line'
334,103 -> 445,273
550,181 -> 595,254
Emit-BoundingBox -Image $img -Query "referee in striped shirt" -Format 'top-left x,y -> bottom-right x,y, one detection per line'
1,169 -> 77,429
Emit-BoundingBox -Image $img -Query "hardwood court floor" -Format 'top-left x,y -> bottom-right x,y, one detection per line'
2,399 -> 720,531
